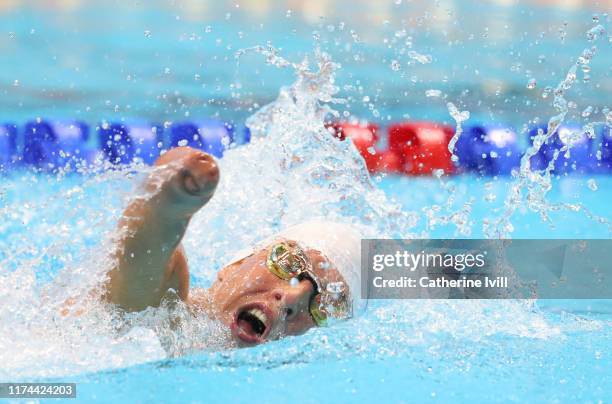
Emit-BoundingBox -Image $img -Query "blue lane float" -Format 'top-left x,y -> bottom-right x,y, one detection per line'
453,124 -> 522,175
0,123 -> 18,169
595,125 -> 612,172
1,118 -> 610,176
23,120 -> 93,169
170,120 -> 234,157
98,122 -> 164,165
243,127 -> 252,144
529,124 -> 595,174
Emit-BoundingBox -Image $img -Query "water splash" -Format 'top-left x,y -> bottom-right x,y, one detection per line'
0,167 -> 235,379
446,102 -> 470,163
484,21 -> 611,238
187,47 -> 418,275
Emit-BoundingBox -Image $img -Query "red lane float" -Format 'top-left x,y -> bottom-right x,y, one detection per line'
388,122 -> 456,175
326,122 -> 402,173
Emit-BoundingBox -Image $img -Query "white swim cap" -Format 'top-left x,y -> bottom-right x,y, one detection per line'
276,220 -> 365,315
226,220 -> 366,316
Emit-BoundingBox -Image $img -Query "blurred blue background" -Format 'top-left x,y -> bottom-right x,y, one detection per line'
0,0 -> 609,129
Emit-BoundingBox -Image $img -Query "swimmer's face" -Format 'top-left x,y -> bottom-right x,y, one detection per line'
208,240 -> 347,346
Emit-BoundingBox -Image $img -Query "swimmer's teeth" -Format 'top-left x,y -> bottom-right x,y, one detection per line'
248,308 -> 267,325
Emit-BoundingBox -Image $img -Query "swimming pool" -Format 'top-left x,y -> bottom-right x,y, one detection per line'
1,1 -> 611,403
1,171 -> 611,402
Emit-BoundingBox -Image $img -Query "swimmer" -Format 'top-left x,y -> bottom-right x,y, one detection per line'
104,147 -> 362,346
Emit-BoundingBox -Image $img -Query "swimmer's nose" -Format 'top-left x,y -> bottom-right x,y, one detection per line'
273,280 -> 314,321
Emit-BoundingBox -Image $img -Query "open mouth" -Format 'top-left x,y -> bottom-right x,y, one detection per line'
231,303 -> 272,345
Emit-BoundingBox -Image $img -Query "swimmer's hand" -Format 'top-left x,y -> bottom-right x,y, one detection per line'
105,147 -> 219,312
147,147 -> 220,217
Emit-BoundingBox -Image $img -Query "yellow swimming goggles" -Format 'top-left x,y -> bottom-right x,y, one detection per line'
266,242 -> 351,327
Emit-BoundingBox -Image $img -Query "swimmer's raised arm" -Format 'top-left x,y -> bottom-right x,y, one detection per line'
105,147 -> 219,311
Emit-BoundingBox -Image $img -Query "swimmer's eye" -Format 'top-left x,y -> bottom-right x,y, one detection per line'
309,294 -> 328,327
308,290 -> 351,327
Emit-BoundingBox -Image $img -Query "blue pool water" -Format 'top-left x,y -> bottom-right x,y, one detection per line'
1,170 -> 611,402
71,326 -> 612,403
0,0 -> 611,403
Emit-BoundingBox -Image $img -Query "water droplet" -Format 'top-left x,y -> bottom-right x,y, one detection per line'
408,51 -> 432,64
144,30 -> 152,38
326,281 -> 346,294
526,78 -> 537,89
587,179 -> 598,191
586,25 -> 606,41
581,106 -> 593,117
8,31 -> 15,39
582,70 -> 592,84
447,102 -> 470,122
390,60 -> 401,71
425,89 -> 442,98
289,277 -> 299,287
